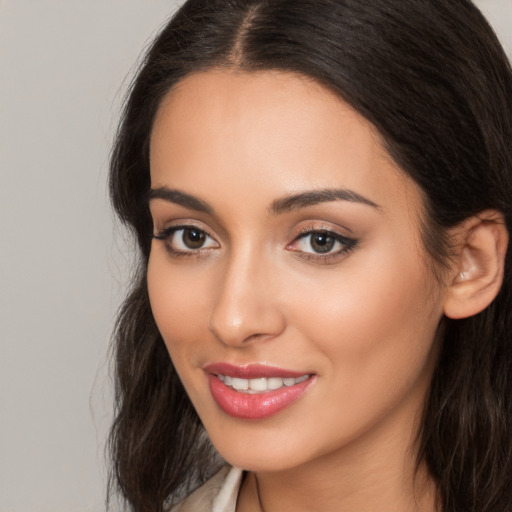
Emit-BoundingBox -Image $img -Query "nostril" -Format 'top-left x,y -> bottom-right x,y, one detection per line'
208,308 -> 285,347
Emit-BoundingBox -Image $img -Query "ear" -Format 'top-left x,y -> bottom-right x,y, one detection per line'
443,210 -> 508,320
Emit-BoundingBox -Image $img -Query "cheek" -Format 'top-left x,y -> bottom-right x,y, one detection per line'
297,233 -> 439,331
147,250 -> 212,369
292,239 -> 443,405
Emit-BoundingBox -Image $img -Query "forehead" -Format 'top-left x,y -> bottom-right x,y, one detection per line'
151,69 -> 378,166
149,69 -> 423,222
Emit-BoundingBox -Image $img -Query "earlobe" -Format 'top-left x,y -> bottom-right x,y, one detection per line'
443,210 -> 508,320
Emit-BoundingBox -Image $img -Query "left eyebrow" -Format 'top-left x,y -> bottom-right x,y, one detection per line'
147,187 -> 214,214
270,188 -> 380,215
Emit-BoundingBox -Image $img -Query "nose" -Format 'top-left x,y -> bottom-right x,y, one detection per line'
208,249 -> 286,347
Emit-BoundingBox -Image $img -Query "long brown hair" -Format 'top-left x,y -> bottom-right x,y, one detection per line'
108,1 -> 512,510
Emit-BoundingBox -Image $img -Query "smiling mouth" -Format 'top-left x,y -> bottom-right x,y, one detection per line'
204,363 -> 316,419
216,374 -> 310,393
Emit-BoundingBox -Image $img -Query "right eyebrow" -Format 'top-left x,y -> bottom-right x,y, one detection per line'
270,188 -> 380,215
148,187 -> 214,215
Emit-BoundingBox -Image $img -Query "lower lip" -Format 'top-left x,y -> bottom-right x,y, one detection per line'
208,374 -> 315,420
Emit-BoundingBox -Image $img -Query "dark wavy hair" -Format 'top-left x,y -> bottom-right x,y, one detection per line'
107,1 -> 512,511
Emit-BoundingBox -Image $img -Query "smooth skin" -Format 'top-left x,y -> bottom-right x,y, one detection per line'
147,70 -> 507,512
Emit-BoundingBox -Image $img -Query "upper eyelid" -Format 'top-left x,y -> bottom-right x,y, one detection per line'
151,214 -> 228,241
291,223 -> 353,240
154,220 -> 216,236
289,229 -> 354,247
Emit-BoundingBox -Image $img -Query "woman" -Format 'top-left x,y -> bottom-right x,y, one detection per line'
107,0 -> 512,510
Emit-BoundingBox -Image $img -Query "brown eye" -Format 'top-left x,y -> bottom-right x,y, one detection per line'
182,228 -> 206,249
153,226 -> 219,254
287,229 -> 357,261
309,233 -> 336,253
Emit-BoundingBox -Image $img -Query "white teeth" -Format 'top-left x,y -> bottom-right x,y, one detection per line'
231,377 -> 249,391
249,378 -> 268,391
267,377 -> 283,390
217,374 -> 310,393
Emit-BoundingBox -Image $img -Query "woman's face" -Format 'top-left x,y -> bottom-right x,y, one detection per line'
148,69 -> 446,472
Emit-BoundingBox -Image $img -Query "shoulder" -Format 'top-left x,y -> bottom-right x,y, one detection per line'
169,465 -> 244,512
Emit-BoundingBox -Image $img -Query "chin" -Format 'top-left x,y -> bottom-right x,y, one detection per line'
204,421 -> 321,473
218,447 -> 300,473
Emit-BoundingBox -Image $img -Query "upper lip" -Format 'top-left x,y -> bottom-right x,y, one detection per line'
203,362 -> 311,379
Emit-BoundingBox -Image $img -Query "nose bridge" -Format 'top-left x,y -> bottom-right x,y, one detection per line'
209,243 -> 285,346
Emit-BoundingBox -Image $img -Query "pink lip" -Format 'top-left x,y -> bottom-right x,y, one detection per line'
204,363 -> 316,420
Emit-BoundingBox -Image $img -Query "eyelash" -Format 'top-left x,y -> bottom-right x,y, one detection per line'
288,227 -> 358,263
153,225 -> 218,258
152,224 -> 358,263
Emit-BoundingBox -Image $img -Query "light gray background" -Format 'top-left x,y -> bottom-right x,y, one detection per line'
0,1 -> 511,511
